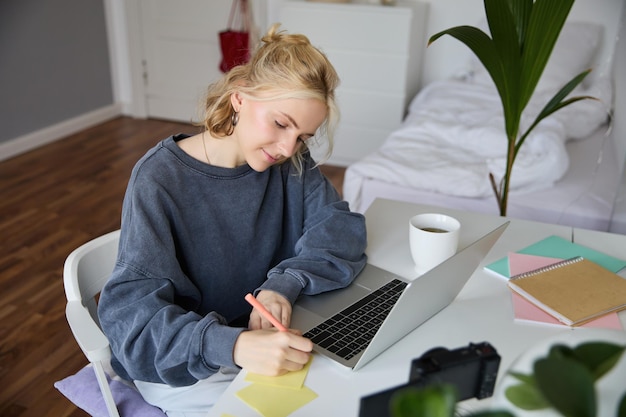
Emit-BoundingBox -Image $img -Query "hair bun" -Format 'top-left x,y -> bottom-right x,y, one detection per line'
262,23 -> 310,46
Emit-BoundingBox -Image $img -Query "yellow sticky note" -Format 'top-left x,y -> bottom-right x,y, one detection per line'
236,383 -> 318,417
244,357 -> 312,389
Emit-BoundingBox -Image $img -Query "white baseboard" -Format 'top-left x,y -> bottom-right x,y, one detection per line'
0,103 -> 123,162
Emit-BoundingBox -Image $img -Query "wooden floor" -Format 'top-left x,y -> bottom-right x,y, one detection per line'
0,116 -> 345,417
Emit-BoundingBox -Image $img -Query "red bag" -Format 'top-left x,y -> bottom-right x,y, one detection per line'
219,0 -> 252,73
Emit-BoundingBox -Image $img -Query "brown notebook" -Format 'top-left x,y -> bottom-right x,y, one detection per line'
508,256 -> 626,326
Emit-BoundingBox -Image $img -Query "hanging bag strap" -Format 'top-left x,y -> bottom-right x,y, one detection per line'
227,0 -> 250,32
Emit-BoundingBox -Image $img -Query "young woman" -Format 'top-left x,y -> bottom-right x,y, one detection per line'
97,24 -> 367,416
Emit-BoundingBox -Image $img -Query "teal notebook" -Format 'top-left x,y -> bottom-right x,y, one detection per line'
485,235 -> 626,278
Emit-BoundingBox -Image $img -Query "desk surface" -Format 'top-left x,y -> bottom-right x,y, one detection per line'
208,198 -> 626,417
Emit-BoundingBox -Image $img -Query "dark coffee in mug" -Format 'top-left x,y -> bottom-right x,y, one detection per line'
420,227 -> 449,233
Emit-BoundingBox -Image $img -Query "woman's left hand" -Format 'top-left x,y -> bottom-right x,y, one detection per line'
249,290 -> 292,330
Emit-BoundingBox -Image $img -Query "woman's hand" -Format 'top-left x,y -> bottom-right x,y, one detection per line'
248,290 -> 292,330
233,329 -> 313,376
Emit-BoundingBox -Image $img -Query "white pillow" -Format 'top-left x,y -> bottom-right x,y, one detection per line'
470,21 -> 604,92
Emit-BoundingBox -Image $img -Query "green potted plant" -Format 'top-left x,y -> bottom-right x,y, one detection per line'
389,341 -> 626,417
428,0 -> 597,216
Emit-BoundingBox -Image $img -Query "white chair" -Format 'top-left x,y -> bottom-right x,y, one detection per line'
63,230 -> 122,417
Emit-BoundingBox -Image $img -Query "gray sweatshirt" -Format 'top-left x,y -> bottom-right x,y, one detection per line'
97,134 -> 367,386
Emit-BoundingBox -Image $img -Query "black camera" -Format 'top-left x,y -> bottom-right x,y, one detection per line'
409,341 -> 500,400
359,342 -> 500,417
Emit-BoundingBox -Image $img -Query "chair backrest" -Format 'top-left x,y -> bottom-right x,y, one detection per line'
63,229 -> 121,417
64,230 -> 121,322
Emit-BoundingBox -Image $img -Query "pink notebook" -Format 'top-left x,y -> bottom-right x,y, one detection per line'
508,253 -> 623,329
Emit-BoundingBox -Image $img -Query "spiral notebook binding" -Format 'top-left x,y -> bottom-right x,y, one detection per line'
510,256 -> 584,280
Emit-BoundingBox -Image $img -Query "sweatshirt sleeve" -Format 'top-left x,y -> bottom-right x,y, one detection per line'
98,262 -> 244,386
97,150 -> 244,387
258,158 -> 368,304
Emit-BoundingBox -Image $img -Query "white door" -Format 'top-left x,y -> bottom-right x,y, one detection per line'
138,0 -> 264,122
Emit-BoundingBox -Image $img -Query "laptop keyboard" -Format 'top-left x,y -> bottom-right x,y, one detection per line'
303,278 -> 408,361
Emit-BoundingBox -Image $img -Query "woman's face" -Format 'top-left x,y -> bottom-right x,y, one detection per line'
231,93 -> 327,172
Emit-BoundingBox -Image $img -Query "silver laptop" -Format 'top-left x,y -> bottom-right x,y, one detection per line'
291,221 -> 509,370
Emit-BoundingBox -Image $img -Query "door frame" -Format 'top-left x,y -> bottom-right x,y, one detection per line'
104,0 -> 269,119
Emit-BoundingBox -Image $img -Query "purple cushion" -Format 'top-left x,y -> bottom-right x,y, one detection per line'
55,365 -> 166,417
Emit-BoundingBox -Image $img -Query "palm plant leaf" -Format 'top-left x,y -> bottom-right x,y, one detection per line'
506,0 -> 533,46
429,25 -> 517,138
429,0 -> 595,217
484,0 -> 524,138
516,69 -> 594,155
428,26 -> 504,91
518,0 -> 575,109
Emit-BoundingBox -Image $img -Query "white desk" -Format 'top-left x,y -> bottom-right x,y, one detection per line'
208,198 -> 626,417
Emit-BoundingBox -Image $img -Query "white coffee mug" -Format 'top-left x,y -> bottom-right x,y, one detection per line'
409,213 -> 460,274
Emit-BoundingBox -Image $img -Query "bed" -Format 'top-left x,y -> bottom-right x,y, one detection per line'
343,14 -> 624,232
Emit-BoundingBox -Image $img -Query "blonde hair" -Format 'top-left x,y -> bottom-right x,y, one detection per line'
200,24 -> 340,171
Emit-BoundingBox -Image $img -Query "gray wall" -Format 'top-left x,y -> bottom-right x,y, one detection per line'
0,0 -> 113,144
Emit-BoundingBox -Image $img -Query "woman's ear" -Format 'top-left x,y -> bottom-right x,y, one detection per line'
230,92 -> 243,112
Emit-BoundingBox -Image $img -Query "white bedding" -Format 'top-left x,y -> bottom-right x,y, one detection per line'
343,74 -> 617,230
347,81 -> 558,199
342,16 -> 622,231
344,74 -> 611,208
349,125 -> 619,231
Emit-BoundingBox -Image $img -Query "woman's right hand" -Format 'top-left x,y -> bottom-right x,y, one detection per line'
233,329 -> 313,376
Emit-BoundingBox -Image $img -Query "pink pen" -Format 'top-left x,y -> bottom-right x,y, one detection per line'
244,293 -> 288,332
